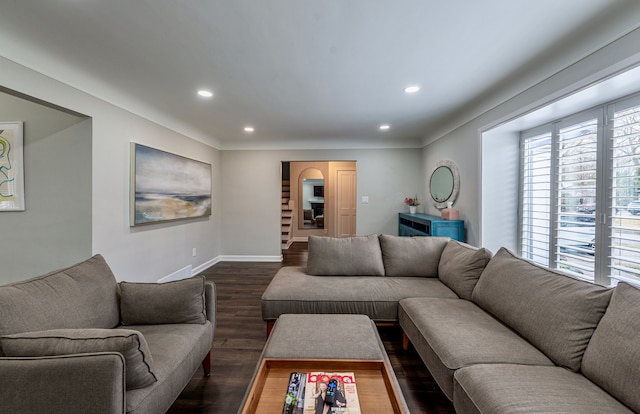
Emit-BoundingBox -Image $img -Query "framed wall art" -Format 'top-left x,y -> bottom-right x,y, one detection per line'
0,122 -> 25,211
130,143 -> 212,226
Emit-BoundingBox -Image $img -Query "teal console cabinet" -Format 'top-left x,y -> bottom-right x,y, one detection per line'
398,213 -> 464,242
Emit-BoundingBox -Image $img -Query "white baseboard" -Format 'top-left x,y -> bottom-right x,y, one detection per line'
157,264 -> 193,283
218,255 -> 283,262
192,257 -> 221,275
292,236 -> 308,242
160,254 -> 282,282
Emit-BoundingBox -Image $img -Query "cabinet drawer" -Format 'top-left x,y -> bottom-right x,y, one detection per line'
398,213 -> 464,242
399,224 -> 428,237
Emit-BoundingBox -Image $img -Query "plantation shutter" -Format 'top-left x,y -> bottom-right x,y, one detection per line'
608,97 -> 640,286
553,117 -> 598,281
520,131 -> 552,266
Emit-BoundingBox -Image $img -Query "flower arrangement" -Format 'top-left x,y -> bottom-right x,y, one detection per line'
404,195 -> 420,206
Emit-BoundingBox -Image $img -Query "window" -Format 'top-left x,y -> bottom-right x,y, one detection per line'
608,96 -> 640,285
520,94 -> 640,286
520,131 -> 552,265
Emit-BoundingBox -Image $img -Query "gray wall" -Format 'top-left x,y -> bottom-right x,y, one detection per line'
220,148 -> 423,258
0,91 -> 91,283
2,56 -> 222,283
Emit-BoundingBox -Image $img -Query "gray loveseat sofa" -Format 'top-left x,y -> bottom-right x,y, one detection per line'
262,234 -> 640,413
0,254 -> 216,414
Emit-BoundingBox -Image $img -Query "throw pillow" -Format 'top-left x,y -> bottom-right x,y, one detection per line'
0,328 -> 157,390
119,276 -> 206,325
307,235 -> 385,276
378,234 -> 449,277
438,240 -> 492,299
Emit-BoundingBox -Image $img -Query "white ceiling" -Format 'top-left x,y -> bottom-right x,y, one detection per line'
0,1 -> 638,149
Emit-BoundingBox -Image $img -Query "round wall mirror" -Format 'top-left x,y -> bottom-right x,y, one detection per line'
429,160 -> 460,209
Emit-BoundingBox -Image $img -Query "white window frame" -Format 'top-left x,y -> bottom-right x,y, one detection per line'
519,92 -> 640,287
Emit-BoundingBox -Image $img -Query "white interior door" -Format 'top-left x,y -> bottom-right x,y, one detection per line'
336,169 -> 356,237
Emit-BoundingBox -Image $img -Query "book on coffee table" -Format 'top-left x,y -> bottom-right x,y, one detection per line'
302,372 -> 361,414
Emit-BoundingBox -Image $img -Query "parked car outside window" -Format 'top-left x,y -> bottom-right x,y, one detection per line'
628,200 -> 640,215
576,203 -> 595,214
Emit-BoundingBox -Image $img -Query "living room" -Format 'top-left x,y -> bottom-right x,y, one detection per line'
2,2 -> 640,413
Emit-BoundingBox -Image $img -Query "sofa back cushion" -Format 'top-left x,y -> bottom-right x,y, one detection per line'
0,255 -> 121,336
438,240 -> 492,299
307,235 -> 385,276
379,234 -> 449,277
582,283 -> 640,413
119,276 -> 207,325
471,247 -> 612,371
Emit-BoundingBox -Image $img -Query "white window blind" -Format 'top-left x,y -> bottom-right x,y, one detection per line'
609,100 -> 640,286
520,132 -> 552,266
520,94 -> 640,287
554,118 -> 598,281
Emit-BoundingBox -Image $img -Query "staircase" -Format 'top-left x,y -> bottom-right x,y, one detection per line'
281,180 -> 294,250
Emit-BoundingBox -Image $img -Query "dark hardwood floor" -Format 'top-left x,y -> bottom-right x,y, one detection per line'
167,242 -> 454,414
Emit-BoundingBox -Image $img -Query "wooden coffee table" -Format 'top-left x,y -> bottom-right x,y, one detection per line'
240,358 -> 406,414
238,314 -> 409,414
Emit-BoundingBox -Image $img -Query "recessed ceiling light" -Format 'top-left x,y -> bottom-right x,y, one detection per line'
379,124 -> 390,130
403,86 -> 420,94
244,126 -> 255,133
197,90 -> 213,98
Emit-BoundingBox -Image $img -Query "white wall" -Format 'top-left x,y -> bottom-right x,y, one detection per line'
220,148 -> 423,258
0,91 -> 92,283
422,25 -> 640,249
0,56 -> 222,282
481,129 -> 520,253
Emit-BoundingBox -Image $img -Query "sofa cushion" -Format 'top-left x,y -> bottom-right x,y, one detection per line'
398,297 -> 553,400
120,276 -> 207,325
307,235 -> 385,276
438,240 -> 492,299
379,235 -> 449,277
454,364 -> 633,414
0,255 -> 120,336
0,328 -> 157,390
261,266 -> 458,322
121,322 -> 214,414
582,282 -> 640,413
471,247 -> 612,372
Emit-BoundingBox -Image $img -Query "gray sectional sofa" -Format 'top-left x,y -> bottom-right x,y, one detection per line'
262,234 -> 640,413
0,254 -> 216,414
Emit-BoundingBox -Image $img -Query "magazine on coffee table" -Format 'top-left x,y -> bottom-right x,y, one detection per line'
302,372 -> 361,414
282,372 -> 307,414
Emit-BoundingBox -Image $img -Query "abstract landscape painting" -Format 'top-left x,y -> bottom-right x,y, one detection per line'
131,143 -> 211,226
